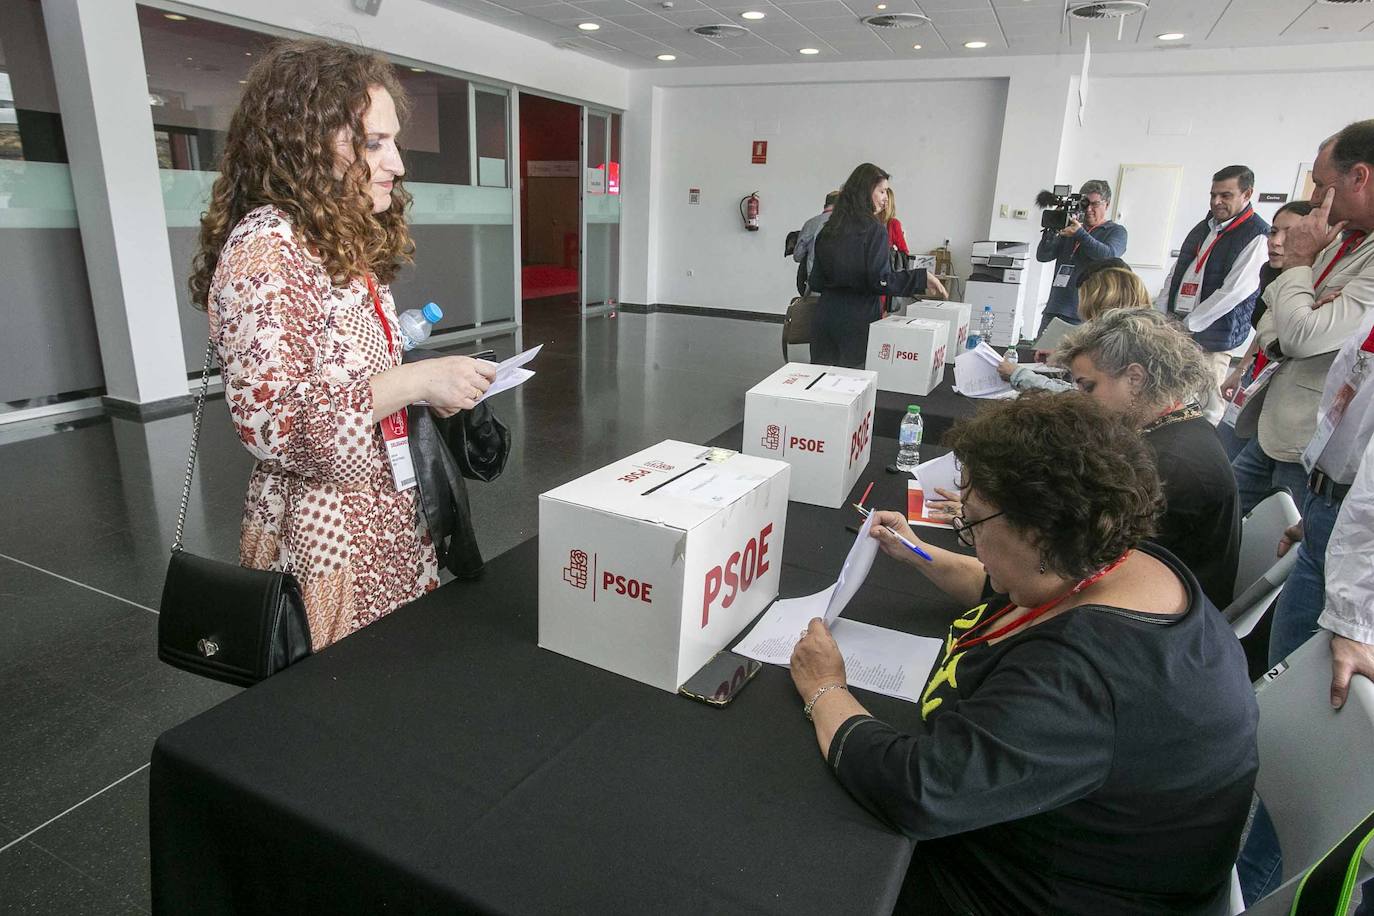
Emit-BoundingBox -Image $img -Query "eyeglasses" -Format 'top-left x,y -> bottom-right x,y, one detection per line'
1083,199 -> 1108,210
951,510 -> 1004,548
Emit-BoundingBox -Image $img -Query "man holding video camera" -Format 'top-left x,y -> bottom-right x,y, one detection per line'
1035,179 -> 1128,336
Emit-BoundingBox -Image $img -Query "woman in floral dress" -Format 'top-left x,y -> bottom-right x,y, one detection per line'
188,41 -> 495,650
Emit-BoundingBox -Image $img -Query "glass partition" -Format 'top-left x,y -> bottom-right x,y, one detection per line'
583,110 -> 619,312
134,4 -> 514,369
0,0 -> 104,411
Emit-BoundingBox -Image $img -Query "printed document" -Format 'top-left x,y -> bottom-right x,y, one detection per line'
953,343 -> 1015,399
734,514 -> 942,703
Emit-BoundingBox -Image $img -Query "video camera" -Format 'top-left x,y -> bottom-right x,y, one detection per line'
1035,185 -> 1086,232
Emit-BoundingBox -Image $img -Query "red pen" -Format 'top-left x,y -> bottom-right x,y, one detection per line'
858,481 -> 875,508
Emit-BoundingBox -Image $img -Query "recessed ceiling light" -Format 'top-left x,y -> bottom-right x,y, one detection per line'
578,21 -> 600,30
1157,32 -> 1185,41
163,13 -> 188,21
185,56 -> 193,61
244,51 -> 253,56
911,43 -> 922,50
799,47 -> 820,54
238,80 -> 247,84
964,40 -> 987,49
741,10 -> 766,20
876,3 -> 887,8
656,53 -> 676,60
410,67 -> 426,72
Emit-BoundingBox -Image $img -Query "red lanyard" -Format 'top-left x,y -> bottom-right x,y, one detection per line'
954,551 -> 1132,652
364,274 -> 397,359
1316,231 -> 1368,290
1189,208 -> 1256,276
1071,224 -> 1103,259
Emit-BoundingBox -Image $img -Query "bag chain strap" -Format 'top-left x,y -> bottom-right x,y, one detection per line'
172,336 -> 215,554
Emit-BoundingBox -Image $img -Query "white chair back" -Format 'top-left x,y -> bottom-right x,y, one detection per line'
1241,633 -> 1374,914
1225,490 -> 1301,638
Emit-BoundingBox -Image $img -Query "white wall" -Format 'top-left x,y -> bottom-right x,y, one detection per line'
621,41 -> 1374,326
649,77 -> 1008,314
1060,68 -> 1374,296
185,0 -> 629,110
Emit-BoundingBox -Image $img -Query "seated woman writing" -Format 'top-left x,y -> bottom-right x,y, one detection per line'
790,394 -> 1257,916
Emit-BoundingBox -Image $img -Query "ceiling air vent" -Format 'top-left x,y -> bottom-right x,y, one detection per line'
1316,0 -> 1373,5
860,12 -> 932,29
1068,0 -> 1149,19
691,23 -> 750,38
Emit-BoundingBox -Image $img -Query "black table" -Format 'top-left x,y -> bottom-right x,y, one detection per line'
151,409 -> 982,915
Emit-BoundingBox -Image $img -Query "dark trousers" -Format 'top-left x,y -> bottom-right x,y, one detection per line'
811,296 -> 879,368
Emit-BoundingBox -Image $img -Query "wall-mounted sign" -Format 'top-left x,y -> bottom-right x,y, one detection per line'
1258,192 -> 1288,203
528,160 -> 578,178
751,140 -> 768,165
688,187 -> 701,205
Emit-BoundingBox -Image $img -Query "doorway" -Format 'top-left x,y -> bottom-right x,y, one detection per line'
518,93 -> 580,314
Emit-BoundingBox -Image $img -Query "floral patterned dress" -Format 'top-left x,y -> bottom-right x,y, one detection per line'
208,206 -> 439,650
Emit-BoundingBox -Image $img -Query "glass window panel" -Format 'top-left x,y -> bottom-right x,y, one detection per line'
474,89 -> 507,188
135,4 -> 513,361
0,0 -> 104,409
585,111 -> 606,195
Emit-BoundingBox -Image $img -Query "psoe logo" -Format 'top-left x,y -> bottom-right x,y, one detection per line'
761,424 -> 781,451
878,343 -> 892,361
563,549 -> 589,589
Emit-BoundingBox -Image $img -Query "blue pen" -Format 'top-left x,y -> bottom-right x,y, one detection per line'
854,505 -> 934,562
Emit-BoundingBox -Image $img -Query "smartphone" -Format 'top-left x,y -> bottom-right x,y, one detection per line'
678,650 -> 762,707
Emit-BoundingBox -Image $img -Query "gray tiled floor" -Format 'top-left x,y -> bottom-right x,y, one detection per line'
0,304 -> 784,914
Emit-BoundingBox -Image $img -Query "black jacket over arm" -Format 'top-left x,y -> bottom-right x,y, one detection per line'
402,348 -> 511,580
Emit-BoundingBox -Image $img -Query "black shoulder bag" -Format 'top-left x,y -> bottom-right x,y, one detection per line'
157,338 -> 312,687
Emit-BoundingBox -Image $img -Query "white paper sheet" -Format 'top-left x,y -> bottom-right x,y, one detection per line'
953,344 -> 1015,399
907,452 -> 961,529
475,344 -> 542,403
811,374 -> 871,396
1033,316 -> 1076,351
734,594 -> 941,703
733,516 -> 940,703
655,467 -> 765,507
824,511 -> 879,623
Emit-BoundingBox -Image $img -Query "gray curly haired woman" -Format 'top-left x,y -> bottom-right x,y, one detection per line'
1055,307 -> 1242,608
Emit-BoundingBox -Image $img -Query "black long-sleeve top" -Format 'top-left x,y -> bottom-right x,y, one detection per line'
811,220 -> 928,321
826,543 -> 1257,916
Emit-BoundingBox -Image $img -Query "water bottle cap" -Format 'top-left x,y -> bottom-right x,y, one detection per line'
907,405 -> 921,414
421,302 -> 444,323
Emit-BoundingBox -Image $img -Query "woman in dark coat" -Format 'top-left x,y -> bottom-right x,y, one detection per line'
810,163 -> 945,367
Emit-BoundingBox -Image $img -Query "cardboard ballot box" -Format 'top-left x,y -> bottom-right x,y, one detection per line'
904,301 -> 971,366
539,441 -> 790,693
742,363 -> 877,509
864,316 -> 949,397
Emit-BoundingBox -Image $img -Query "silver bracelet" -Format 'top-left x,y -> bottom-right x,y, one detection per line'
804,683 -> 848,721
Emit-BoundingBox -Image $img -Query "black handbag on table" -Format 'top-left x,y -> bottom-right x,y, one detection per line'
157,339 -> 312,687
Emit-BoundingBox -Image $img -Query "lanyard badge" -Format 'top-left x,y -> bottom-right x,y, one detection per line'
1302,330 -> 1374,474
366,275 -> 417,491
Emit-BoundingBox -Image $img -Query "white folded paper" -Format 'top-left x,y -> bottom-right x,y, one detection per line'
734,513 -> 942,704
475,344 -> 542,403
953,342 -> 1015,399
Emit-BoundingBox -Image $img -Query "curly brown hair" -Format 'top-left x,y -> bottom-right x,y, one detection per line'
944,392 -> 1162,579
188,40 -> 414,309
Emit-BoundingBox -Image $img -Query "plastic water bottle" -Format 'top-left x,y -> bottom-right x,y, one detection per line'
979,305 -> 996,348
398,302 -> 443,351
896,405 -> 923,472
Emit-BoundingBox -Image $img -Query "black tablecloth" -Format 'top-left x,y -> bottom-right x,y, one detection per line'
151,400 -> 983,916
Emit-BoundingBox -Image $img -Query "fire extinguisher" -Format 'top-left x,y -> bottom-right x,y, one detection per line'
740,192 -> 760,232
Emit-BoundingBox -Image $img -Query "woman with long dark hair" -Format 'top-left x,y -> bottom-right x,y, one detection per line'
810,163 -> 945,367
191,41 -> 496,649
